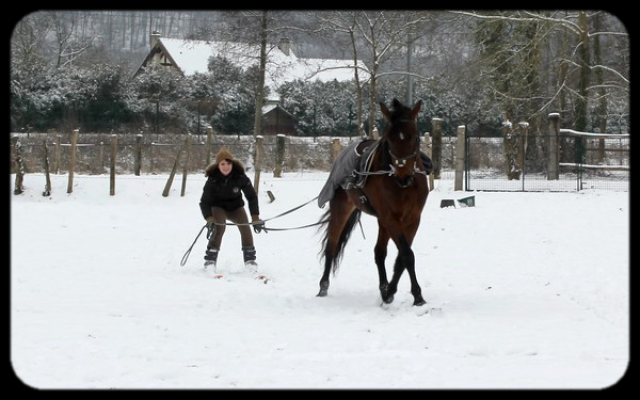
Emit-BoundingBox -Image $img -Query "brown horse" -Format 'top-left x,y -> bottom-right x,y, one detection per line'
317,98 -> 429,306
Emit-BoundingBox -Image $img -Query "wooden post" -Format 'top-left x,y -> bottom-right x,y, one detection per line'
331,138 -> 342,163
110,134 -> 117,195
371,127 -> 379,140
54,134 -> 62,174
423,133 -> 434,191
517,122 -> 529,178
12,136 -> 24,195
162,137 -> 185,197
274,133 -> 285,178
180,134 -> 192,197
98,141 -> 104,174
548,113 -> 560,180
253,135 -> 263,193
454,125 -> 465,191
502,122 -> 519,180
205,126 -> 214,165
67,129 -> 78,194
150,142 -> 156,174
431,118 -> 442,179
134,133 -> 142,176
43,139 -> 51,196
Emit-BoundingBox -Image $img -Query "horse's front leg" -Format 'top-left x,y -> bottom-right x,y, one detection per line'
374,226 -> 392,303
396,238 -> 425,306
386,236 -> 425,306
404,225 -> 426,306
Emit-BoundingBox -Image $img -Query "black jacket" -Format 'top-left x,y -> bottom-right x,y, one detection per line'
199,160 -> 259,219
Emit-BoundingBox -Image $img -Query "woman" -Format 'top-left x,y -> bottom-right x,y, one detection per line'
199,147 -> 265,274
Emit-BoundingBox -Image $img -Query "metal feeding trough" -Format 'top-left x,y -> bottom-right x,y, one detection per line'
458,196 -> 475,207
440,195 -> 475,208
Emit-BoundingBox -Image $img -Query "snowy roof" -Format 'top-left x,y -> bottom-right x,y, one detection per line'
157,38 -> 369,90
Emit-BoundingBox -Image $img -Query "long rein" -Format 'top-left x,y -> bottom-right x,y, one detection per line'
215,195 -> 326,231
180,195 -> 326,266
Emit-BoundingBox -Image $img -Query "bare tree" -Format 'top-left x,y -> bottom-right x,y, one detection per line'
46,11 -> 94,67
307,11 -> 438,138
453,10 -> 629,134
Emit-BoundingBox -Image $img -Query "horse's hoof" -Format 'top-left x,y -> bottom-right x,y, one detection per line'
413,298 -> 426,306
317,289 -> 328,297
383,294 -> 394,304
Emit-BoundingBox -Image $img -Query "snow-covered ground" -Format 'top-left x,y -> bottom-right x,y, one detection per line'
11,171 -> 629,389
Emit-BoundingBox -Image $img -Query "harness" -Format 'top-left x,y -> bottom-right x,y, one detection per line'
353,120 -> 427,189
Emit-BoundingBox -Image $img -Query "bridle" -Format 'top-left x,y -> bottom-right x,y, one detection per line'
384,119 -> 426,188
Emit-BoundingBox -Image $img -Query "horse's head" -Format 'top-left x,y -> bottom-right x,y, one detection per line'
379,98 -> 424,188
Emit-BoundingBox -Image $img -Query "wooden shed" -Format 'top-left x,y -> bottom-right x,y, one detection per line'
261,103 -> 295,136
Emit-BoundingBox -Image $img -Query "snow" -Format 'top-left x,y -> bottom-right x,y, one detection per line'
11,171 -> 629,390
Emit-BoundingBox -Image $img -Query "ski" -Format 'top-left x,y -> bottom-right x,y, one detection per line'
207,272 -> 270,283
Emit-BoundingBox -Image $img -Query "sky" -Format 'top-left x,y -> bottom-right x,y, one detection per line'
10,170 -> 629,390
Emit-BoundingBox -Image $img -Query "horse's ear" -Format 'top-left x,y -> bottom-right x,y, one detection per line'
379,101 -> 391,120
410,99 -> 423,119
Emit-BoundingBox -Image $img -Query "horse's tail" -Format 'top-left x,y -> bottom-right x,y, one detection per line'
318,207 -> 362,274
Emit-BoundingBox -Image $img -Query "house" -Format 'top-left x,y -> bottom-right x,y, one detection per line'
134,32 -> 368,136
134,32 -> 368,91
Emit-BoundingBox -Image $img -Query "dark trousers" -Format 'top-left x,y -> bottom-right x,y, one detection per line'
207,206 -> 254,250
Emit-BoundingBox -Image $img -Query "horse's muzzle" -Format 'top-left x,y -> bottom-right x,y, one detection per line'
394,175 -> 414,188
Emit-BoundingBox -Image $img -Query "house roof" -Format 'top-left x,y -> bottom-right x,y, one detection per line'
136,37 -> 369,92
262,103 -> 294,118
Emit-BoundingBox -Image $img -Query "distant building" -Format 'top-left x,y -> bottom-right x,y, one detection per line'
261,99 -> 296,136
134,31 -> 367,136
134,31 -> 367,92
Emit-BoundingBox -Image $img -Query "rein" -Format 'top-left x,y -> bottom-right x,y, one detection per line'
214,195 -> 320,228
180,195 -> 325,266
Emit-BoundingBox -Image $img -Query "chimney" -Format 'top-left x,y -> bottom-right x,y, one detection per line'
278,37 -> 290,56
150,30 -> 161,49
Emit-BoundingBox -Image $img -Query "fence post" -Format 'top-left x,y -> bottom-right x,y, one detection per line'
331,138 -> 342,164
54,134 -> 61,174
372,127 -> 379,140
43,138 -> 51,196
454,125 -> 466,191
206,125 -> 214,165
431,118 -> 442,179
274,133 -> 285,178
110,134 -> 117,195
423,133 -> 434,191
98,141 -> 104,174
517,122 -> 529,178
12,136 -> 24,195
134,133 -> 142,176
162,136 -> 186,197
548,113 -> 560,180
180,133 -> 192,197
67,129 -> 78,194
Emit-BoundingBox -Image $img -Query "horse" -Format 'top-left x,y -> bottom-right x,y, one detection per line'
317,98 -> 430,306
